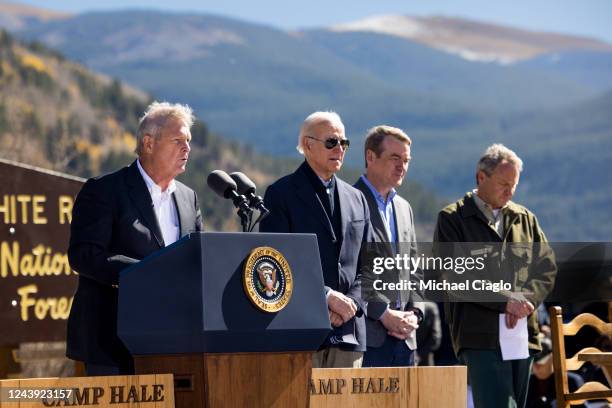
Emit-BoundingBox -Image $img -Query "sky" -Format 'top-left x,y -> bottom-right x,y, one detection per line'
16,0 -> 612,43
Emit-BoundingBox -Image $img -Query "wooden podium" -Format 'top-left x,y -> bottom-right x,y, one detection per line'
118,232 -> 330,408
135,352 -> 312,408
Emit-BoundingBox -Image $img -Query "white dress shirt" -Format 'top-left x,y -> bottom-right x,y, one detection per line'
137,160 -> 179,246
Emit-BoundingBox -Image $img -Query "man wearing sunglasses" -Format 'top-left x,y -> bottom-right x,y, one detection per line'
260,111 -> 372,368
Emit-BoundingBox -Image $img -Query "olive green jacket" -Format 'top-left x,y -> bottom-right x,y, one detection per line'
433,192 -> 557,355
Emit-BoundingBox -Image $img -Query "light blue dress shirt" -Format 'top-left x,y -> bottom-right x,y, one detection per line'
360,175 -> 397,243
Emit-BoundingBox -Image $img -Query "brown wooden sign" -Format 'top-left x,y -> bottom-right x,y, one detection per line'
0,159 -> 84,345
0,374 -> 174,407
309,366 -> 467,408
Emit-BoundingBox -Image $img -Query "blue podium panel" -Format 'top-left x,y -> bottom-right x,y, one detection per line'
118,232 -> 331,354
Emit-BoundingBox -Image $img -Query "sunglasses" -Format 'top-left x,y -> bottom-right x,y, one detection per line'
305,136 -> 350,150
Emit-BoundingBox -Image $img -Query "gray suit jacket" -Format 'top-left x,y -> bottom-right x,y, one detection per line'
354,177 -> 423,349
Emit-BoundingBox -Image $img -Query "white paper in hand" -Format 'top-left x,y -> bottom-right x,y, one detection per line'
499,314 -> 529,360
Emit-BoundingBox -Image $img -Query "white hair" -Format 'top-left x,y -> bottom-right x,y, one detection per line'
296,111 -> 345,155
135,101 -> 195,156
477,143 -> 524,176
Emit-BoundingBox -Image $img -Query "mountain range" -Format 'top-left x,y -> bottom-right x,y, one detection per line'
0,28 -> 441,234
0,1 -> 69,30
1,3 -> 611,240
330,15 -> 612,64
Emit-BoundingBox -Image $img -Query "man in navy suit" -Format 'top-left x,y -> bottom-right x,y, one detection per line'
67,102 -> 203,376
260,111 -> 371,368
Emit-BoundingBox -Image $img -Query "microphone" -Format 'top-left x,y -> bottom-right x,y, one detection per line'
229,172 -> 269,215
207,170 -> 251,215
207,170 -> 237,199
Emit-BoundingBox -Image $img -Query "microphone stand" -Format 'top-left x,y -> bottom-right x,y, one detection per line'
239,207 -> 251,232
230,194 -> 252,232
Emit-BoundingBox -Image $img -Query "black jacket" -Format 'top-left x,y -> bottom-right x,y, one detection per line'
66,161 -> 202,366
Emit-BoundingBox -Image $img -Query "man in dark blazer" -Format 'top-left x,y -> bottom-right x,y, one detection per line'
354,125 -> 424,367
260,111 -> 371,368
67,102 -> 203,376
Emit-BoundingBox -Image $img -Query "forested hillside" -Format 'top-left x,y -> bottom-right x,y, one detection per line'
0,29 -> 441,232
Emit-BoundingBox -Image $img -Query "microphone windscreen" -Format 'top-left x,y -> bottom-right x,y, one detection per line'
229,172 -> 256,195
207,170 -> 237,199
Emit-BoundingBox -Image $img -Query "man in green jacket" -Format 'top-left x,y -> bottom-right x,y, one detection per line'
433,143 -> 556,408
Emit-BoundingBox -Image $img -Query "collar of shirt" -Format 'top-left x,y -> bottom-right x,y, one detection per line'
319,176 -> 333,188
360,175 -> 396,206
361,175 -> 397,243
472,189 -> 505,223
303,160 -> 335,193
137,159 -> 176,201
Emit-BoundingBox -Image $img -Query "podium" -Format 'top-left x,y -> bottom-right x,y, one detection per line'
117,232 -> 331,408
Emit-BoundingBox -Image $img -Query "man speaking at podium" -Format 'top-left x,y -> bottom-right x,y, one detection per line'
66,102 -> 203,376
260,111 -> 371,368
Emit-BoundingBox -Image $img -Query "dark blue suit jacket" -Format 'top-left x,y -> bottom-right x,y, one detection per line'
259,162 -> 371,352
66,161 -> 202,366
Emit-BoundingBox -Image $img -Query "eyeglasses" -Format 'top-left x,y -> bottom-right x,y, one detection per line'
305,136 -> 350,150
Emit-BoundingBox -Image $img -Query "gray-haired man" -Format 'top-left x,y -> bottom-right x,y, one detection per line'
434,144 -> 556,408
67,101 -> 203,375
260,111 -> 371,368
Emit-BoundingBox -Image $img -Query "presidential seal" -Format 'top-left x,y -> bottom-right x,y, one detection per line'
243,246 -> 293,313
